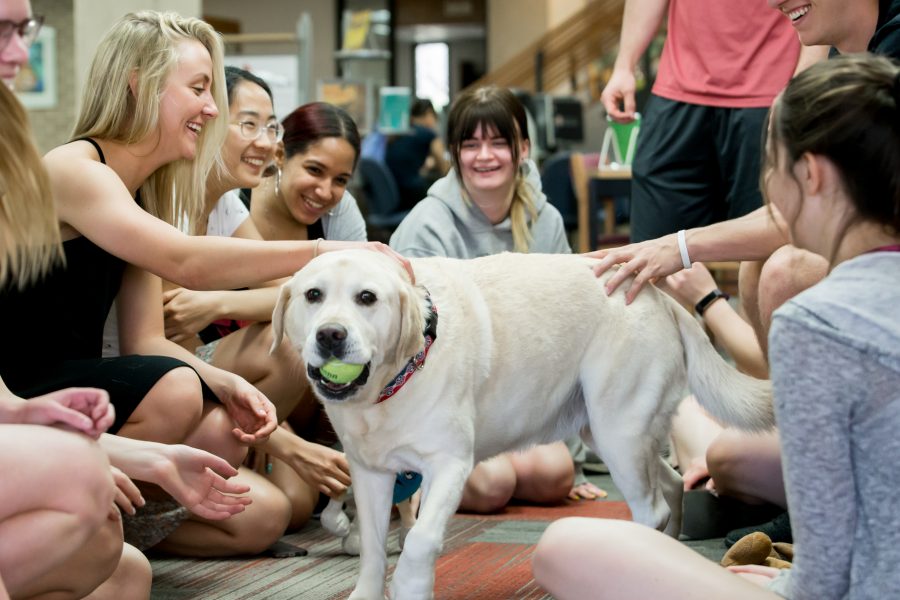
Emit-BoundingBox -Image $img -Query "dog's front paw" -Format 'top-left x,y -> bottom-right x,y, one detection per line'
388,576 -> 434,600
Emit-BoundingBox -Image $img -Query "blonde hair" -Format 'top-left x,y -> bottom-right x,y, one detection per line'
0,85 -> 63,289
448,86 -> 538,253
72,11 -> 228,233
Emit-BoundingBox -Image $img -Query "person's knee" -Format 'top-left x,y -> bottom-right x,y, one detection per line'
51,432 -> 115,530
462,460 -> 516,513
115,542 -> 153,597
533,518 -> 627,593
186,404 -> 248,468
515,449 -> 574,504
758,246 -> 828,325
73,518 -> 125,599
237,485 -> 292,554
137,367 -> 204,443
705,431 -> 746,493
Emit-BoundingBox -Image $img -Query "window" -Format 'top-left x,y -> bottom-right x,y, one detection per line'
414,42 -> 449,110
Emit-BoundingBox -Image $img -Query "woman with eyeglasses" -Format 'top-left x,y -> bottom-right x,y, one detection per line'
0,10 -> 412,563
160,69 -> 362,538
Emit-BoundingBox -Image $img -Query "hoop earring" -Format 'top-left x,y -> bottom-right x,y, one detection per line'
275,166 -> 284,201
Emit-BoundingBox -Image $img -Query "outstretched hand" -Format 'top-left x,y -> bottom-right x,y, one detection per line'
155,444 -> 251,521
16,388 -> 115,439
219,375 -> 278,444
110,465 -> 145,517
585,232 -> 685,304
284,437 -> 352,498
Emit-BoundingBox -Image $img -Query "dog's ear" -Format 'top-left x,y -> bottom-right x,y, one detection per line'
393,281 -> 427,364
270,282 -> 293,354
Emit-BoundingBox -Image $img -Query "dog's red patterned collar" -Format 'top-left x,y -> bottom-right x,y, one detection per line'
376,292 -> 438,404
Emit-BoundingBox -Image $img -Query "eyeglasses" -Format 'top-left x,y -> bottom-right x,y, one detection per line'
233,120 -> 284,143
0,16 -> 44,53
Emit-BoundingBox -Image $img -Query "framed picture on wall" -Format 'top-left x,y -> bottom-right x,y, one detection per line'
317,78 -> 373,133
14,25 -> 57,109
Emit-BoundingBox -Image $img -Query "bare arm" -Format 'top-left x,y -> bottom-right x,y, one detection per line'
589,205 -> 789,303
600,0 -> 669,122
45,150 -> 412,290
256,426 -> 352,498
162,213 -> 287,341
163,286 -> 281,342
661,264 -> 768,378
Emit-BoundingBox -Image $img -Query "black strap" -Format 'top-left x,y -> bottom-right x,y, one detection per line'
72,137 -> 106,164
695,289 -> 730,316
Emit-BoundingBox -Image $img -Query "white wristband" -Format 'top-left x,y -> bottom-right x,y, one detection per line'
677,229 -> 692,269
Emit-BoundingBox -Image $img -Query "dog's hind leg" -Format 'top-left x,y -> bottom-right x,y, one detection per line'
389,457 -> 470,600
347,468 -> 396,600
582,375 -> 684,536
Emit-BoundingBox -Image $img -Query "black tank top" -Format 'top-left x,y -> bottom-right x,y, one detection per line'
0,138 -> 130,378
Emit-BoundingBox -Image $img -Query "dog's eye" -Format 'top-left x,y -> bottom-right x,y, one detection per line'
305,288 -> 322,303
357,290 -> 377,306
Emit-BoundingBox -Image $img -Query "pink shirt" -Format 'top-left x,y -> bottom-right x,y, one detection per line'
652,0 -> 800,108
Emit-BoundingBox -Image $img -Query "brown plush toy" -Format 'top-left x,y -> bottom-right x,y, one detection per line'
721,531 -> 793,569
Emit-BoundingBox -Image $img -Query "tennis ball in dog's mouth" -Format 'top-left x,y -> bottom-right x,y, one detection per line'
319,358 -> 364,384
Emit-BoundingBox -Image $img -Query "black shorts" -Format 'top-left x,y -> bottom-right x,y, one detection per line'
5,355 -> 215,434
629,95 -> 769,242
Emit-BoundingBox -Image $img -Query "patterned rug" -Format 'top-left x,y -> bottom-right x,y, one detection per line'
149,499 -> 632,600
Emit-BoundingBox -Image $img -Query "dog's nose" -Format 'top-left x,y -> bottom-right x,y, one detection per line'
316,323 -> 347,354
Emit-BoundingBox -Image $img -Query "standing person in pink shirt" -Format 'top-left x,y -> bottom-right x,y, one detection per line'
601,0 -> 809,243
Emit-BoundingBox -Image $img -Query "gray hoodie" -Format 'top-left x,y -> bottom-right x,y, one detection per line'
389,159 -> 570,258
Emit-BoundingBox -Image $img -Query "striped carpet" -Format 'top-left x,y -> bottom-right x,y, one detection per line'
149,499 -> 633,600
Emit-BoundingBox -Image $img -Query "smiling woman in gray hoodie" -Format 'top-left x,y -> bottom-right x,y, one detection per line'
390,86 -> 603,513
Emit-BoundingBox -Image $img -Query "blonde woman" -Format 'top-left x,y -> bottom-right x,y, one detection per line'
0,11 -> 408,557
390,86 -> 601,512
0,4 -> 148,593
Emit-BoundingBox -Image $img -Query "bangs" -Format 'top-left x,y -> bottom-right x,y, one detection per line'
451,102 -> 519,149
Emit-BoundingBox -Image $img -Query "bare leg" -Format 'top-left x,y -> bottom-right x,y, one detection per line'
0,427 -> 114,594
670,395 -> 724,490
116,367 -> 204,445
508,441 -> 574,503
458,454 -> 516,513
84,543 -> 152,600
707,429 -> 786,508
266,455 -> 319,531
210,323 -> 310,419
183,401 -> 250,468
533,518 -> 779,600
155,467 -> 291,557
741,246 -> 828,357
11,516 -> 124,600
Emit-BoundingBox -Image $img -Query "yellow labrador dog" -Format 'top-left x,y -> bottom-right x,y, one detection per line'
272,249 -> 772,600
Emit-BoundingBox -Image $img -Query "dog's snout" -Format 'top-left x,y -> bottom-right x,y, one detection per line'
316,323 -> 348,353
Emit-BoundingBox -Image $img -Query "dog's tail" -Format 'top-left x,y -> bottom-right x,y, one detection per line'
669,296 -> 775,432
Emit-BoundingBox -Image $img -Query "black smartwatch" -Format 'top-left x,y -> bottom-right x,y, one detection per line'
695,289 -> 730,316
